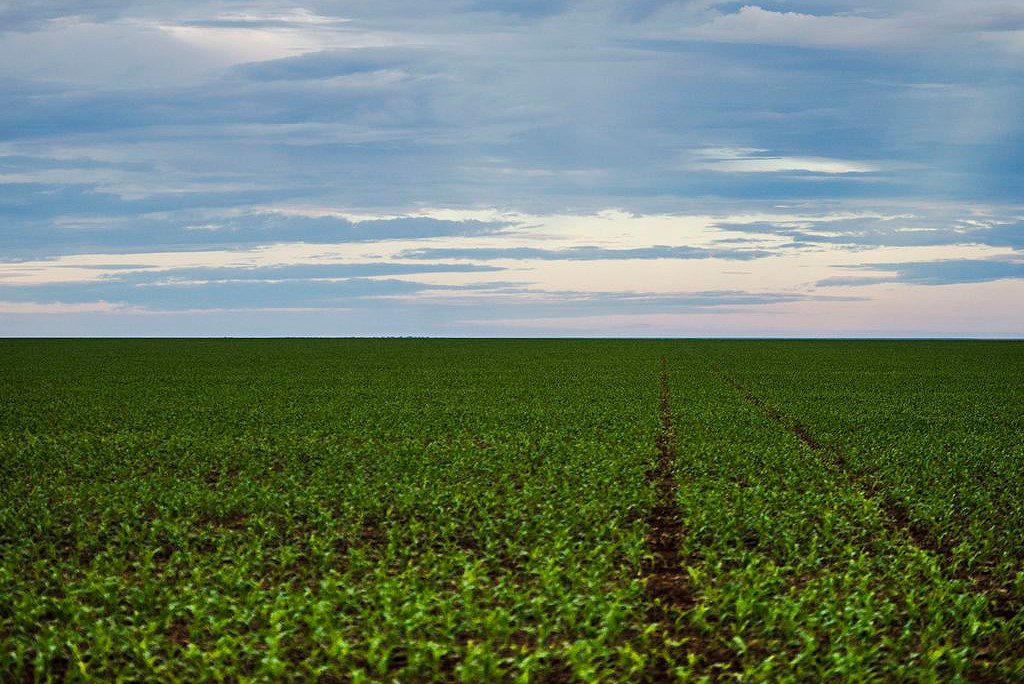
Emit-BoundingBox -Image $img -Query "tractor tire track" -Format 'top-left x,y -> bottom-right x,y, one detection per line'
641,358 -> 690,681
644,359 -> 689,613
643,359 -> 745,681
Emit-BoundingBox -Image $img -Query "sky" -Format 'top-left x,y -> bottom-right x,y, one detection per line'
1,0 -> 1022,337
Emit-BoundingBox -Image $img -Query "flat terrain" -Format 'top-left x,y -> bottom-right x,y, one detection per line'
1,340 -> 1022,682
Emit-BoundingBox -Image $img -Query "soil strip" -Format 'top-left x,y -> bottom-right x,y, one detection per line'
641,359 -> 704,680
644,359 -> 689,613
644,360 -> 750,679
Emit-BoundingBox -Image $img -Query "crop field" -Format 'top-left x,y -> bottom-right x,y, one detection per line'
1,339 -> 1022,682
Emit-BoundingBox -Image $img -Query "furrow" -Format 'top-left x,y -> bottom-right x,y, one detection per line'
643,359 -> 745,681
644,359 -> 688,612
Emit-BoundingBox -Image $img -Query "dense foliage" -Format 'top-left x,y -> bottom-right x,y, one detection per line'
1,340 -> 1021,681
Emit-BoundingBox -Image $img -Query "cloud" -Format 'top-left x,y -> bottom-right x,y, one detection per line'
0,274 -> 429,311
0,18 -> 229,85
817,257 -> 1024,287
0,209 -> 509,258
0,300 -> 125,314
232,47 -> 425,82
688,148 -> 880,174
155,13 -> 400,67
175,8 -> 350,30
0,1 -> 1022,335
714,215 -> 1024,250
686,6 -> 919,50
668,2 -> 1024,59
0,260 -> 852,316
426,287 -> 857,307
0,1 -> 127,33
123,262 -> 503,281
397,244 -> 774,261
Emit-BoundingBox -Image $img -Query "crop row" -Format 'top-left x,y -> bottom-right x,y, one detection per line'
2,340 -> 663,681
662,348 -> 1023,680
2,339 -> 1021,681
692,341 -> 1024,613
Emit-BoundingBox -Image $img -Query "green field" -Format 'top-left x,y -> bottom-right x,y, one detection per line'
1,340 -> 1022,682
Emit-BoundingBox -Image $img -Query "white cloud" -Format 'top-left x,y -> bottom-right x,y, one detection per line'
153,9 -> 411,65
0,9 -> 414,86
677,3 -> 1024,54
687,147 -> 880,174
686,5 -> 919,50
0,19 -> 226,85
0,300 -> 128,314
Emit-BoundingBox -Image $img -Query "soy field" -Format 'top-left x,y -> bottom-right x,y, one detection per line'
1,339 -> 1022,682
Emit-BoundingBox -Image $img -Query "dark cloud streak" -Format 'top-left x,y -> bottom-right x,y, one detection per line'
817,258 -> 1024,287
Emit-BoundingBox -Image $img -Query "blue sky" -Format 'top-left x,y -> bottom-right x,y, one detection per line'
1,0 -> 1022,336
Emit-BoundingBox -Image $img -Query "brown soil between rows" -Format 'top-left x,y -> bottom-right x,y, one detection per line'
641,359 -> 743,681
